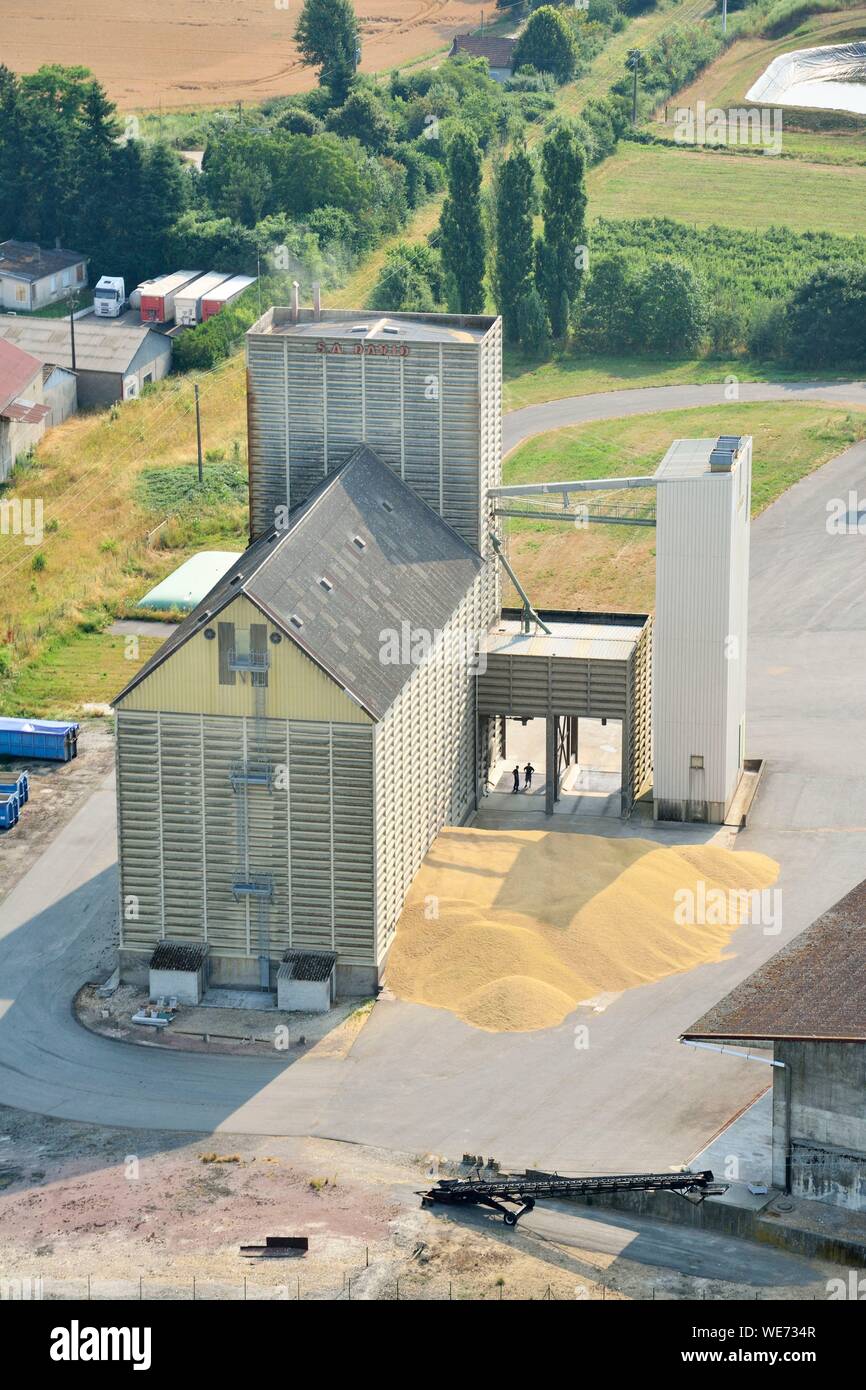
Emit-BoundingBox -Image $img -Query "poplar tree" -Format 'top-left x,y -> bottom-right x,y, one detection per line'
493,146 -> 535,343
439,128 -> 485,315
535,124 -> 587,339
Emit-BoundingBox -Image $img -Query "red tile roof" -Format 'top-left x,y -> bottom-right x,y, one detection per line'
0,337 -> 43,416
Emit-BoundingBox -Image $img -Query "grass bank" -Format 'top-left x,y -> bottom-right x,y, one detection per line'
502,401 -> 866,610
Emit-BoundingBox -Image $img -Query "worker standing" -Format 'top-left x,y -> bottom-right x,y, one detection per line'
512,765 -> 520,793
524,762 -> 535,790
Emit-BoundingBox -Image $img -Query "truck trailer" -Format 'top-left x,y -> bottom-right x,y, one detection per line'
200,274 -> 256,321
138,271 -> 201,325
174,272 -> 231,327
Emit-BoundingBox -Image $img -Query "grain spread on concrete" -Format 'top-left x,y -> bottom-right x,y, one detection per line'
385,828 -> 779,1033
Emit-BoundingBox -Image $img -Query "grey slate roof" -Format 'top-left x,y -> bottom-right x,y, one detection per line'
115,445 -> 484,719
0,239 -> 87,281
683,878 -> 866,1044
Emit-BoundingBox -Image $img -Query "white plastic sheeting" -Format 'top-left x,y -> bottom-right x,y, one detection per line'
746,41 -> 866,115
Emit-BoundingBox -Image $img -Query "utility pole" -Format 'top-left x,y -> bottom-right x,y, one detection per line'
68,293 -> 77,373
194,383 -> 203,483
722,0 -> 728,33
627,49 -> 642,126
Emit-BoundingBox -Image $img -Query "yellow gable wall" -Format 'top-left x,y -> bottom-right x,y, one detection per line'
116,594 -> 373,723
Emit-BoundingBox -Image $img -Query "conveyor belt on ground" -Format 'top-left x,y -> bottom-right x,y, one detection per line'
420,1169 -> 725,1224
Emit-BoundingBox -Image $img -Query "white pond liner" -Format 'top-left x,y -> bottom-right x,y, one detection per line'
746,40 -> 866,116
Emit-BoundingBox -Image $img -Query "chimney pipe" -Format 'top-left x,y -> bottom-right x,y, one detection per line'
312,282 -> 321,322
291,280 -> 300,322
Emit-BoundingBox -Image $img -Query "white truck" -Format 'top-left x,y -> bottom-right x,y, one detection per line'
93,276 -> 126,318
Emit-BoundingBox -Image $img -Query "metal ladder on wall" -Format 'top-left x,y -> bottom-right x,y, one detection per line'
229,637 -> 274,990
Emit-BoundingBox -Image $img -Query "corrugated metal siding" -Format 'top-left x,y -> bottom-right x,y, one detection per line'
246,323 -> 502,552
653,457 -> 750,816
118,594 -> 371,724
477,652 -> 630,719
117,710 -> 376,965
373,568 -> 489,963
628,617 -> 653,802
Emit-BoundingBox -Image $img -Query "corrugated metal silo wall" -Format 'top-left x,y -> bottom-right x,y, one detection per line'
373,568 -> 492,964
654,473 -> 740,814
628,619 -> 653,804
246,325 -> 501,554
116,710 -> 376,967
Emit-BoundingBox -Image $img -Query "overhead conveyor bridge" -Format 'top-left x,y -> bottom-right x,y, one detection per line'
420,1169 -> 726,1225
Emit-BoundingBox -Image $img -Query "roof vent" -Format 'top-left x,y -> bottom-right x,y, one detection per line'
318,576 -> 333,592
709,435 -> 741,472
351,534 -> 366,550
289,614 -> 303,629
382,324 -> 400,336
349,324 -> 368,334
381,499 -> 394,513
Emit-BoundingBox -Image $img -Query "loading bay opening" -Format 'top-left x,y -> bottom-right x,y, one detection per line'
476,608 -> 652,819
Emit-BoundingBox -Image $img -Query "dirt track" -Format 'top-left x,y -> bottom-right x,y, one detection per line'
2,0 -> 488,111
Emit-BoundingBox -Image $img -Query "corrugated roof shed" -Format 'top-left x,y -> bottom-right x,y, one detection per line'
115,445 -> 485,718
150,941 -> 208,971
0,316 -> 169,374
280,949 -> 338,982
683,879 -> 866,1043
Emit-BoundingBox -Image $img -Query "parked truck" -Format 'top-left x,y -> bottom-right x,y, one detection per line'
138,271 -> 201,325
174,272 -> 231,327
200,274 -> 256,321
93,276 -> 126,318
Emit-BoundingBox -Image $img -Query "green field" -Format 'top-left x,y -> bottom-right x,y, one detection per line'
3,632 -> 163,718
587,142 -> 866,233
502,402 -> 866,611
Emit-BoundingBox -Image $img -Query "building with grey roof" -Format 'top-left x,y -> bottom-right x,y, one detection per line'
0,239 -> 88,312
683,878 -> 866,1210
114,445 -> 491,995
0,315 -> 172,407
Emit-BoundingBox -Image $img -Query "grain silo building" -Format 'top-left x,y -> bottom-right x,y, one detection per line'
245,306 -> 502,558
114,445 -> 489,995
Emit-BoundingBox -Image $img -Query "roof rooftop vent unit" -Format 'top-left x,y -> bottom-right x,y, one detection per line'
349,324 -> 368,334
382,324 -> 401,336
709,435 -> 742,472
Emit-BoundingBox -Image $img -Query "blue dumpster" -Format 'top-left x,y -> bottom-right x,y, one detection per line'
0,793 -> 19,829
0,773 -> 29,810
0,719 -> 79,762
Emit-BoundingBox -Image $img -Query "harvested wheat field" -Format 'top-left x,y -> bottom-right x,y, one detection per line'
3,0 -> 486,111
385,828 -> 779,1032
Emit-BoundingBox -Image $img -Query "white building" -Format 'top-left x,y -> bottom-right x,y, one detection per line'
0,240 -> 88,312
653,435 -> 751,823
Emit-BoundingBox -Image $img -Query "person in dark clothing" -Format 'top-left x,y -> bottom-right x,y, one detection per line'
524,762 -> 535,789
512,766 -> 521,793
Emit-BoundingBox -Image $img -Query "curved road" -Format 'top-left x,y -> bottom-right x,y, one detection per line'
1,379 -> 865,1178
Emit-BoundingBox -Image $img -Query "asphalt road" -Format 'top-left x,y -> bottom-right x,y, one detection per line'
503,379 -> 866,455
1,381 -> 865,1179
